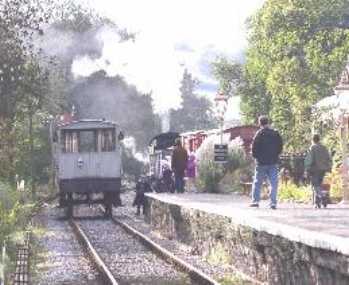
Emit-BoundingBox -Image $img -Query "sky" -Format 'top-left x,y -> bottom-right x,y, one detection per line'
73,0 -> 265,119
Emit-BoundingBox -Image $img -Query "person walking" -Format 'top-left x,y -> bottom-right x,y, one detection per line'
304,134 -> 332,208
250,116 -> 283,209
171,138 -> 188,193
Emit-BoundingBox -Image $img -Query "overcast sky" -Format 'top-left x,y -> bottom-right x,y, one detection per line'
73,0 -> 265,119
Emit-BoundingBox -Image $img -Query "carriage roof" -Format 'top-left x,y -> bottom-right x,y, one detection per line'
58,119 -> 118,131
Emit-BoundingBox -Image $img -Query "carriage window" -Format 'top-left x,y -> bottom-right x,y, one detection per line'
63,131 -> 78,153
79,131 -> 97,152
101,129 -> 115,152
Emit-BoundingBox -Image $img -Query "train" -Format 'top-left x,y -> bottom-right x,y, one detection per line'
148,125 -> 258,187
52,115 -> 258,217
52,118 -> 124,218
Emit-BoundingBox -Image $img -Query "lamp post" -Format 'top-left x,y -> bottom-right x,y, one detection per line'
214,91 -> 228,144
339,111 -> 349,205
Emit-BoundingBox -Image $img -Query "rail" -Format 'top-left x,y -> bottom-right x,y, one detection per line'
69,220 -> 119,285
96,205 -> 220,285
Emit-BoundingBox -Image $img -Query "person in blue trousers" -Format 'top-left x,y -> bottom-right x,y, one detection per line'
250,116 -> 283,209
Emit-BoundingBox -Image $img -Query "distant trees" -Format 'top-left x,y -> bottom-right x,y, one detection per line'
0,0 -> 154,189
170,69 -> 217,133
0,0 -> 56,194
213,0 -> 349,151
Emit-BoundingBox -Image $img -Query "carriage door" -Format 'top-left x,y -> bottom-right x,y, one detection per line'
77,130 -> 97,177
95,128 -> 118,178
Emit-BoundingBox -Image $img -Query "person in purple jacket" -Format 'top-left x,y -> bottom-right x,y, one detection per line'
186,153 -> 197,192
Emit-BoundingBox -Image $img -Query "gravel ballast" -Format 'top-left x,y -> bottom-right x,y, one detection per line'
32,203 -> 103,285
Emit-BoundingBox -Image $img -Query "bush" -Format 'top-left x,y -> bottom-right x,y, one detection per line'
196,135 -> 252,193
0,181 -> 34,282
278,182 -> 312,203
324,168 -> 342,201
197,160 -> 225,193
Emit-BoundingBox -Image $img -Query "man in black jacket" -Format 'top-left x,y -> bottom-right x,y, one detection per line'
250,116 -> 283,209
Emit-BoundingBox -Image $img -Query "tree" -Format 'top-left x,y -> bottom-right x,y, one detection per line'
0,0 -> 51,185
170,69 -> 217,133
212,57 -> 242,97
242,0 -> 349,150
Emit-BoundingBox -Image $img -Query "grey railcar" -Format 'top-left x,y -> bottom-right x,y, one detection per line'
54,119 -> 123,217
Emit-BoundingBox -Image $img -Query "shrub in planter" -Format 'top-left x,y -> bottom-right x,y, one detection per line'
196,135 -> 252,193
197,160 -> 225,193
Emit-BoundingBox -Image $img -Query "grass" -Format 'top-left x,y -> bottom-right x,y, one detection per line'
218,274 -> 253,285
206,243 -> 232,265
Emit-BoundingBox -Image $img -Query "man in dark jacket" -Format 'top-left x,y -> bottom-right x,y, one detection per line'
304,134 -> 332,208
171,138 -> 188,193
250,116 -> 283,209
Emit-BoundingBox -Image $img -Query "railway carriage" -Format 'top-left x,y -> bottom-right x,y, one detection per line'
148,132 -> 179,192
147,126 -> 258,192
53,119 -> 124,217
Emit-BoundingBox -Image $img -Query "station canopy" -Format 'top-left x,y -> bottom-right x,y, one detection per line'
314,95 -> 349,121
315,58 -> 349,120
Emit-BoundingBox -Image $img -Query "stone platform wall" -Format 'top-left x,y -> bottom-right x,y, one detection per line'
145,196 -> 349,285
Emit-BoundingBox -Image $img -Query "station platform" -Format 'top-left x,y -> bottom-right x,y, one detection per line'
145,193 -> 349,284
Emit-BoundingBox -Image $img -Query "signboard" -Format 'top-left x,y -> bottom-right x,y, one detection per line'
214,144 -> 228,163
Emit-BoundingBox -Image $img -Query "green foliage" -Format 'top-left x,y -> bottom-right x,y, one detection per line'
0,0 -> 68,188
325,169 -> 343,200
212,57 -> 242,97
278,182 -> 312,203
170,69 -> 217,133
219,275 -> 252,285
206,242 -> 232,265
197,161 -> 225,193
196,137 -> 252,193
239,0 -> 349,150
0,182 -> 33,244
0,181 -> 36,283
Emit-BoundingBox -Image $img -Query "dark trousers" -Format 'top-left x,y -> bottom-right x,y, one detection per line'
174,173 -> 185,193
310,171 -> 325,197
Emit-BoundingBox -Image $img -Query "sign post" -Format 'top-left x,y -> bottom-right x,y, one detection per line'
214,144 -> 228,163
214,92 -> 228,162
214,92 -> 228,145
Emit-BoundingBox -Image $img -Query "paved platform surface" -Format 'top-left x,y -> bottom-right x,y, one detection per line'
146,193 -> 349,255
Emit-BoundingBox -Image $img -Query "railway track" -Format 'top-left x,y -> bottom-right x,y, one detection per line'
69,208 -> 220,285
70,220 -> 118,285
32,202 -> 104,285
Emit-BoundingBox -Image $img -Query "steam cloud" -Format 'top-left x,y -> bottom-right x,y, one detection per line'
71,27 -> 184,113
37,23 -> 162,150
